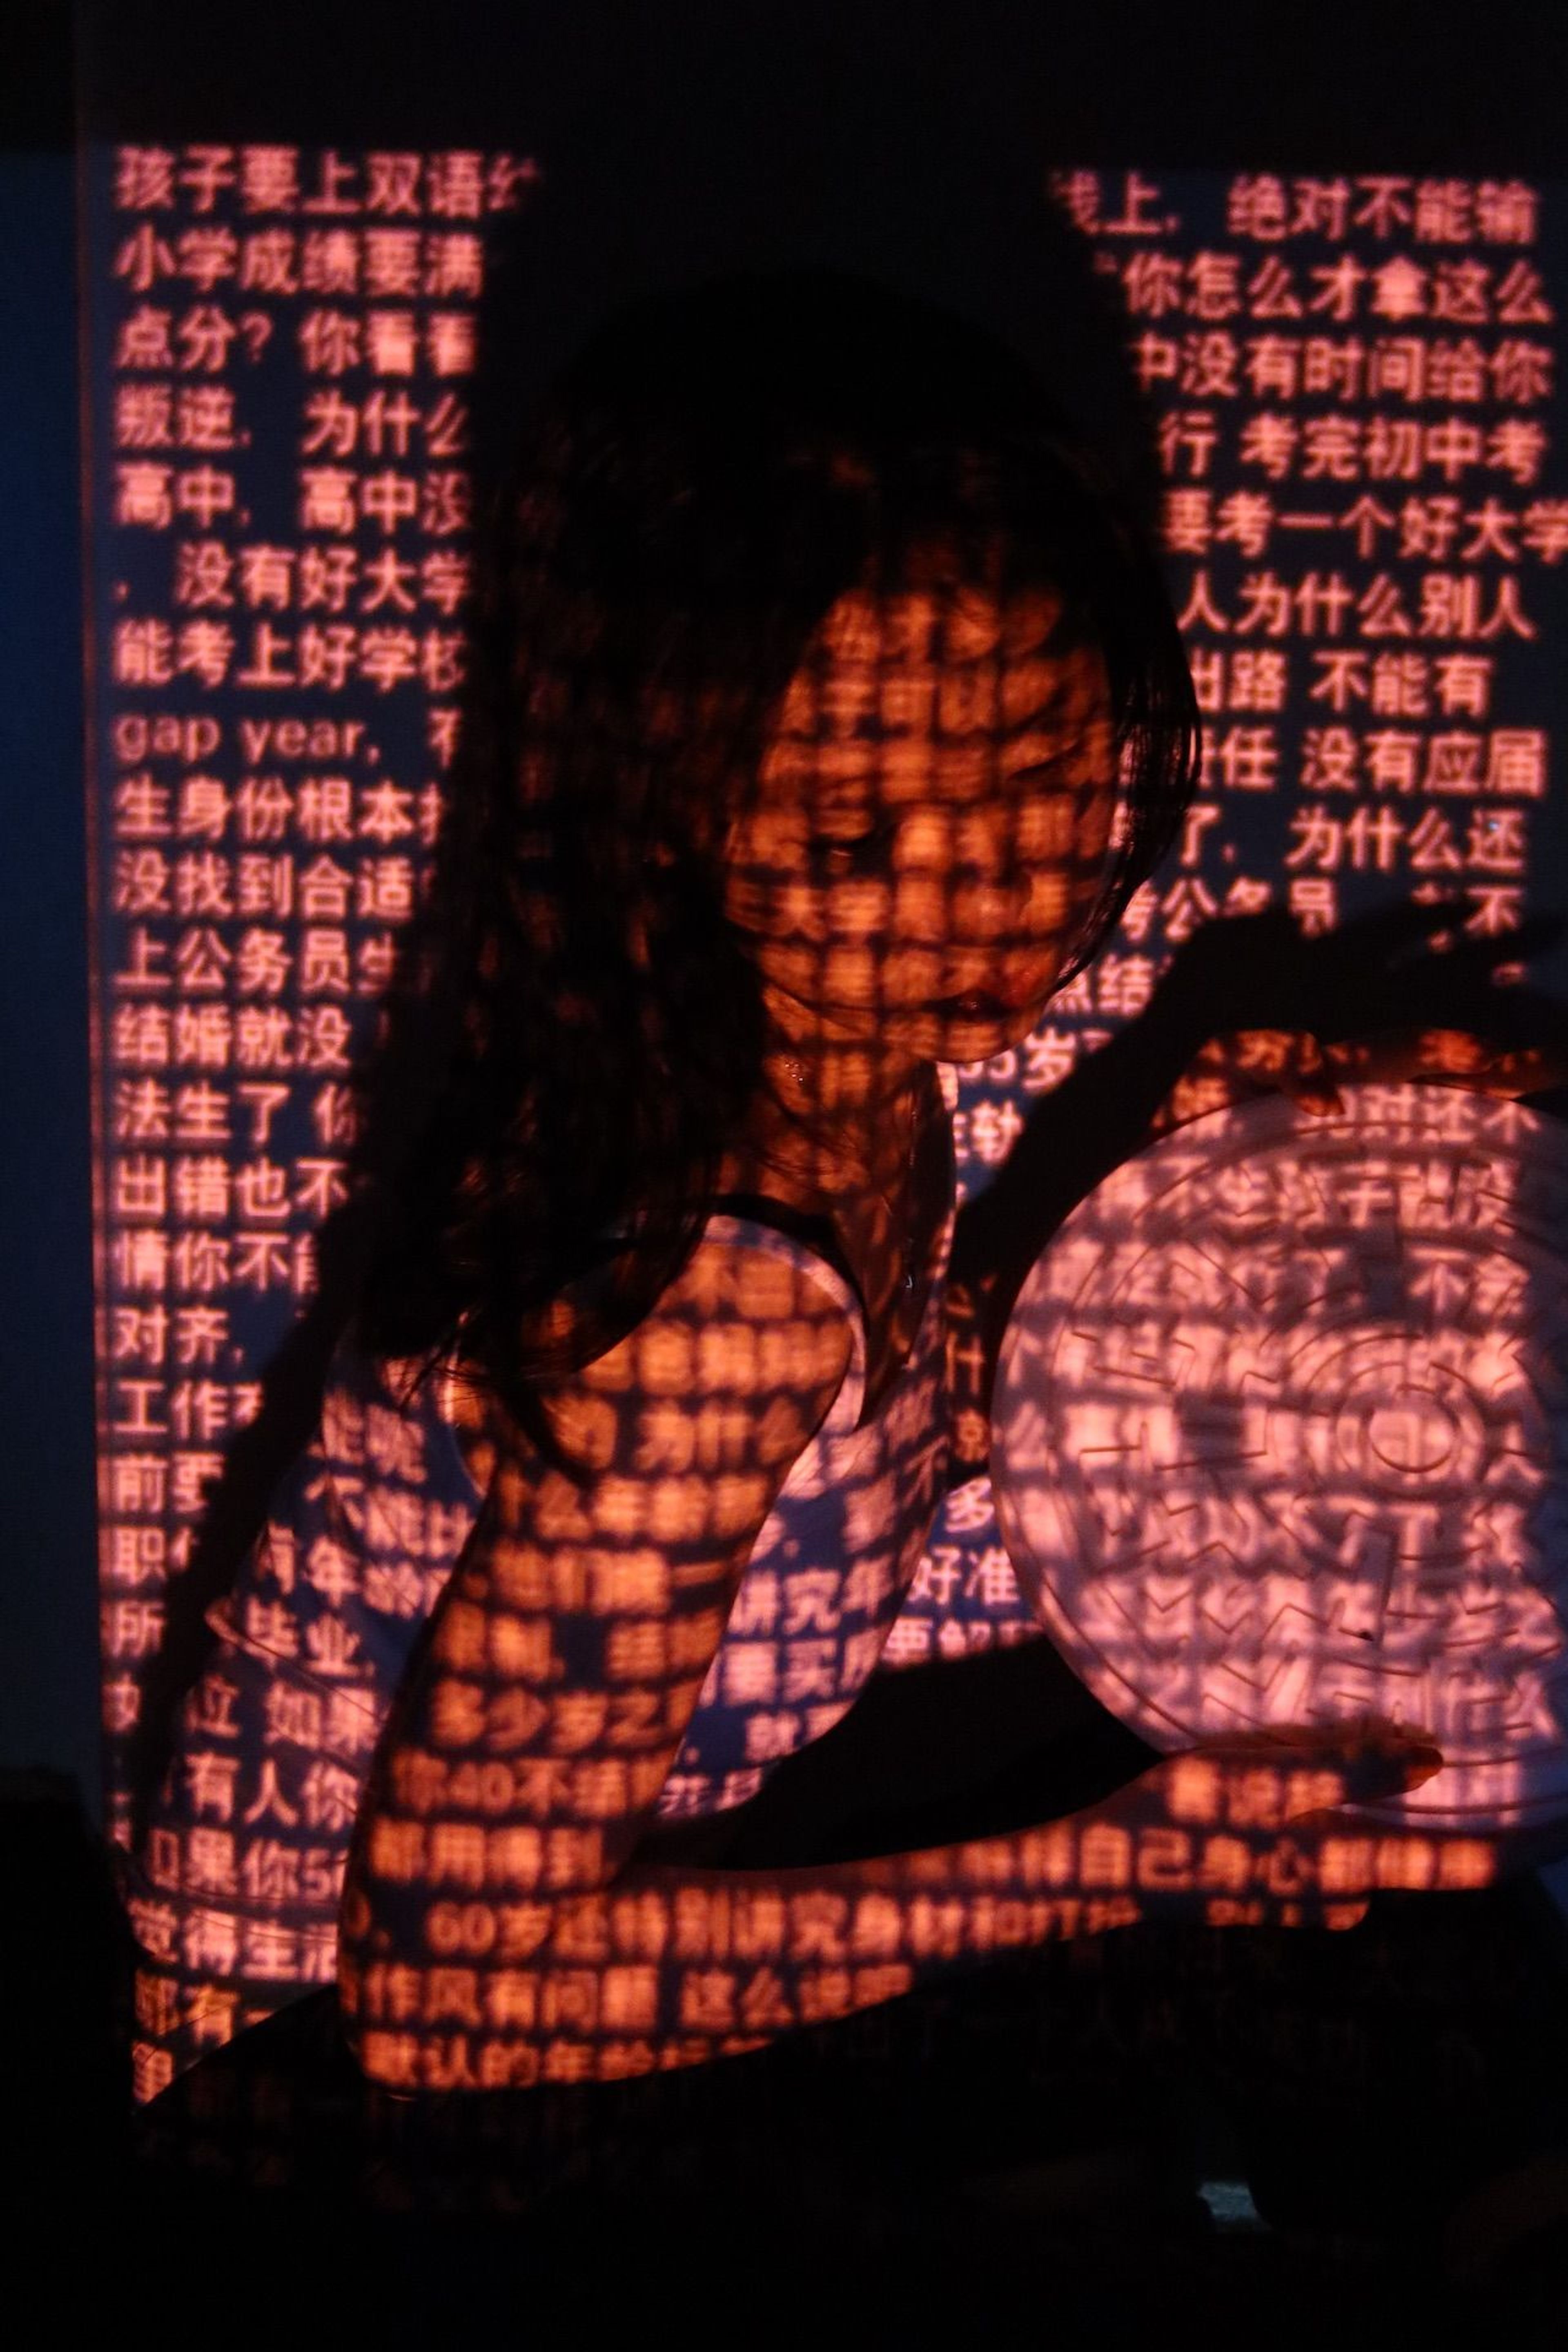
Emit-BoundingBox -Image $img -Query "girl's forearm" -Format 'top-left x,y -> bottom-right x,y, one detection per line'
342,1820 -> 1140,2093
338,1756 -> 1415,2094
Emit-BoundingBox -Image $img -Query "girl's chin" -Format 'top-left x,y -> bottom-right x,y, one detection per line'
768,986 -> 1046,1063
890,1018 -> 1025,1067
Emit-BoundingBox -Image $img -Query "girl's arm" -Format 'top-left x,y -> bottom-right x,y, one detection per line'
943,900 -> 1564,1480
337,1224 -> 858,2091
337,1226 -> 1450,2097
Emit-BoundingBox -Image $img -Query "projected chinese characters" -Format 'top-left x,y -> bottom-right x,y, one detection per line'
991,1085 -> 1568,1831
86,143 -> 537,1844
78,153 -> 1568,2104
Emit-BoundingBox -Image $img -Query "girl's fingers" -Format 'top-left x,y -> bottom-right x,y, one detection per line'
1360,894 -> 1474,954
1315,904 -> 1561,1005
1331,1028 -> 1568,1098
1275,1033 -> 1345,1118
1176,1721 -> 1445,1811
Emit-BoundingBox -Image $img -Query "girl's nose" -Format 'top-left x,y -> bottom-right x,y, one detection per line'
950,875 -> 1028,941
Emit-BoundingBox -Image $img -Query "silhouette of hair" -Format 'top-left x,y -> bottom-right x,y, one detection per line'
126,265 -> 1198,1849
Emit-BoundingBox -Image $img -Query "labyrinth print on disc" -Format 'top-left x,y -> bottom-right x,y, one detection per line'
989,1087 -> 1568,1831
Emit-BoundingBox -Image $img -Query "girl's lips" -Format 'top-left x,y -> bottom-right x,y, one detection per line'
928,990 -> 1014,1020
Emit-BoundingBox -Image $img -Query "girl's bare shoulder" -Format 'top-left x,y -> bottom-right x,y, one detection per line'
514,1223 -> 860,1494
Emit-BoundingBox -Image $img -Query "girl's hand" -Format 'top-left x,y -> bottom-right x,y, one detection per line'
1221,1020 -> 1564,1122
1073,1720 -> 1495,1935
1083,1719 -> 1568,1931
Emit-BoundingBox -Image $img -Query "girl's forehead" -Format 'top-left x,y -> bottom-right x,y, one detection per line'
813,578 -> 1070,665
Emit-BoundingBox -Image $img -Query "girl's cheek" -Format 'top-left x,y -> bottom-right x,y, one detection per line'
883,945 -> 946,1000
1020,868 -> 1072,935
821,942 -> 877,1004
1074,787 -> 1115,863
723,860 -> 818,939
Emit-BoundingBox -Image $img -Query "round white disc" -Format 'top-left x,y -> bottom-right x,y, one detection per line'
989,1086 -> 1568,1830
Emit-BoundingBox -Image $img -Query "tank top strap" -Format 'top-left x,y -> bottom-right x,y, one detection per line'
700,1203 -> 868,1438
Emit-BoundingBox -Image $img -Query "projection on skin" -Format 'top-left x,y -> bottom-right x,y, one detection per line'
990,1083 -> 1568,1833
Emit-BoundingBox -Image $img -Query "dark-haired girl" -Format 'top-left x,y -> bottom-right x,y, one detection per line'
128,271 -> 1526,2113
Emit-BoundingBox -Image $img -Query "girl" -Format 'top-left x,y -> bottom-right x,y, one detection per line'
127,268 -> 1464,2115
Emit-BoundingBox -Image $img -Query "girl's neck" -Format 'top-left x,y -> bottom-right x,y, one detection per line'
713,982 -> 937,1221
725,1043 -> 933,1220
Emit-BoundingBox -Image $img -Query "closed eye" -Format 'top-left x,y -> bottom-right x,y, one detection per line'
807,822 -> 895,880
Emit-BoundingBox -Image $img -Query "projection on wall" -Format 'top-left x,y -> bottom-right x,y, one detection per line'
78,143 -> 1568,2101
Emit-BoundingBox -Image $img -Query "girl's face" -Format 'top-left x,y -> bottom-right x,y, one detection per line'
722,575 -> 1117,1071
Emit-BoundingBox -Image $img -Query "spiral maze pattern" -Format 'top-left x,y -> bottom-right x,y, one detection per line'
990,1086 -> 1568,1829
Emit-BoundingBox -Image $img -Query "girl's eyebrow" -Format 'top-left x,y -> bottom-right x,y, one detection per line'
1003,719 -> 1109,773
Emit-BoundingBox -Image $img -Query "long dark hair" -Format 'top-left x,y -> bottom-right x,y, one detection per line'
126,266 -> 1198,1844
346,267 -> 1201,1409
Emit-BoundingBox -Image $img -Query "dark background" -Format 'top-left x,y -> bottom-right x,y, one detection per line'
6,0 -> 1568,1829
